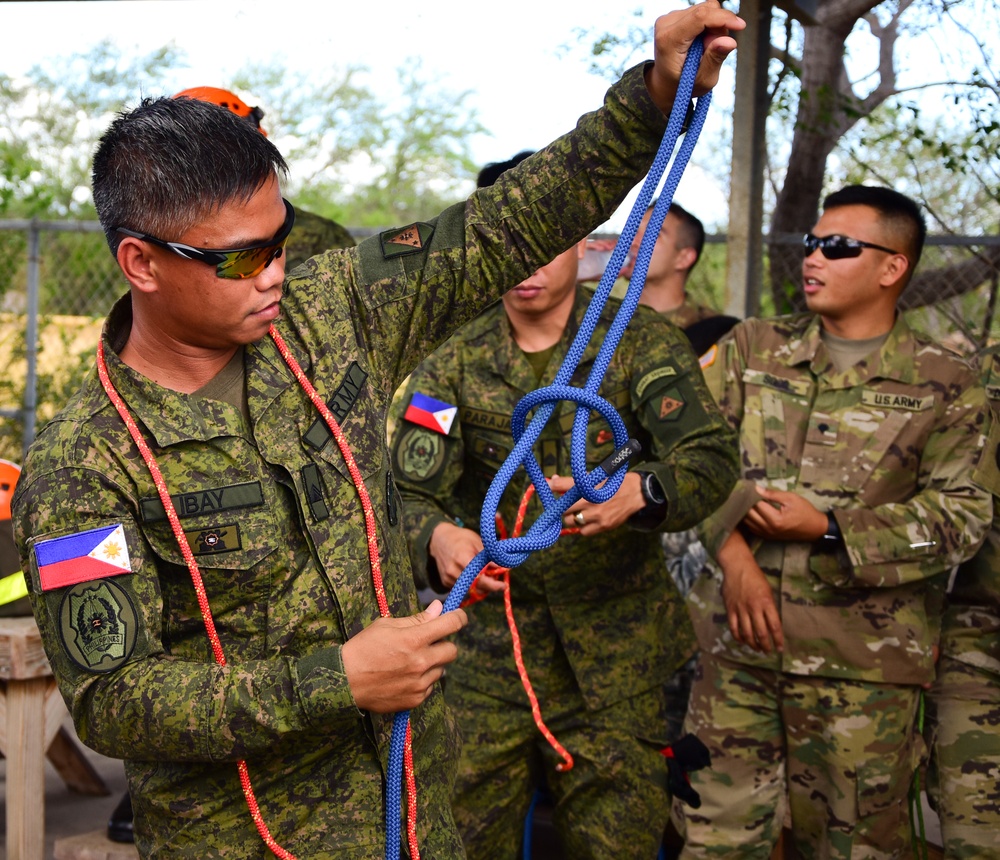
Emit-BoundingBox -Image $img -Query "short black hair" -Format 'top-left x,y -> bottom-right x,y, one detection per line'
92,96 -> 288,255
477,150 -> 535,189
822,185 -> 926,275
646,199 -> 705,269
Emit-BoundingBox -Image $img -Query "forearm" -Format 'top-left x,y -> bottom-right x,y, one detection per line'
828,490 -> 993,588
653,423 -> 739,532
699,479 -> 761,558
70,647 -> 357,762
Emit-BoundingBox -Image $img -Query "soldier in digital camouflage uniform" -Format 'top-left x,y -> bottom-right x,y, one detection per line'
389,165 -> 738,857
619,199 -> 737,748
97,85 -> 362,845
10,7 -> 744,859
672,185 -> 1000,860
620,200 -> 720,330
926,345 -> 1000,859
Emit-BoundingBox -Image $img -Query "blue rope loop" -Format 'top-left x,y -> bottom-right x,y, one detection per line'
384,37 -> 710,859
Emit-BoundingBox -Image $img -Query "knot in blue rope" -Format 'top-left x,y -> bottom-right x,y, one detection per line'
385,36 -> 712,859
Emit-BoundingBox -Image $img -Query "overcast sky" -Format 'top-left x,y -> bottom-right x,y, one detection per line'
3,0 -> 736,230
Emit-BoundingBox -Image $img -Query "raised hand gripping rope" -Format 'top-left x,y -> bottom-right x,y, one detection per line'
384,36 -> 713,859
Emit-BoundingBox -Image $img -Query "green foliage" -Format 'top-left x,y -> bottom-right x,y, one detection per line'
568,8 -> 649,80
0,41 -> 183,220
236,60 -> 486,227
837,104 -> 999,233
3,41 -> 486,229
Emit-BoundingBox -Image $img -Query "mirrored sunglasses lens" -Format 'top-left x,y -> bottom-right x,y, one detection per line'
215,244 -> 280,279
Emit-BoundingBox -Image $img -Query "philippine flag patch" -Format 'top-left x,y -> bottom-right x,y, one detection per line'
404,391 -> 458,435
35,524 -> 132,592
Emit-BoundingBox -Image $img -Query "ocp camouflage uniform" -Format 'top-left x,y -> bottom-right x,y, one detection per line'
390,293 -> 738,859
674,313 -> 999,860
927,346 -> 1000,859
11,65 -> 672,860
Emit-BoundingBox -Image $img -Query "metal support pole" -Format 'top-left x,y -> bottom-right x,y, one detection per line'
23,223 -> 40,456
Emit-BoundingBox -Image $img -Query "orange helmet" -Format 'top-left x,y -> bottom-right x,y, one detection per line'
0,459 -> 21,521
173,86 -> 267,136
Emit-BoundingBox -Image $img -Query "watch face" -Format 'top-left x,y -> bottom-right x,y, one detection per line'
642,472 -> 666,506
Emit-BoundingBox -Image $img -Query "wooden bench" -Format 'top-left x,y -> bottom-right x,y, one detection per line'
0,616 -> 109,860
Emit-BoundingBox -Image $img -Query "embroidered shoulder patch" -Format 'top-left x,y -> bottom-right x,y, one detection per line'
35,524 -> 132,592
405,391 -> 458,435
635,366 -> 678,400
659,395 -> 686,421
58,578 -> 138,673
380,222 -> 435,258
397,426 -> 447,482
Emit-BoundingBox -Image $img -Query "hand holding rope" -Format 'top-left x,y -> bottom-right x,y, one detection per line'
384,35 -> 713,860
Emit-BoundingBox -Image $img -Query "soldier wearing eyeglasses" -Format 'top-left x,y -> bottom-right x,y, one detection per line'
672,185 -> 1000,859
9,5 -> 745,859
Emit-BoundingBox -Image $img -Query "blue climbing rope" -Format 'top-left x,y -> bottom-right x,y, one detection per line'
384,37 -> 712,859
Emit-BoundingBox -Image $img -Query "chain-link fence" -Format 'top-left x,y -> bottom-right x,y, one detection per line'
0,220 -> 998,463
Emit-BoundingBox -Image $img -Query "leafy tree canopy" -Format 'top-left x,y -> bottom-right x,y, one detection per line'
1,41 -> 487,227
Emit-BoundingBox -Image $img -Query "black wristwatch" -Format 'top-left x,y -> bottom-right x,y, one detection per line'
640,471 -> 667,506
629,470 -> 669,531
816,511 -> 843,552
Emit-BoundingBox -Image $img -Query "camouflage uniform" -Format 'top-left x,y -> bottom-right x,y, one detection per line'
674,313 -> 998,859
284,207 -> 355,271
12,65 -> 672,860
663,296 -> 718,330
390,293 -> 738,859
926,347 -> 1000,858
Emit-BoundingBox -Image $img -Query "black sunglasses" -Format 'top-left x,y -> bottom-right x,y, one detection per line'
803,233 -> 901,261
115,199 -> 296,279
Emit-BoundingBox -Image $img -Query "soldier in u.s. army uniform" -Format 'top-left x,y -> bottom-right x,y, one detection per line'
673,186 -> 1000,860
926,346 -> 1000,859
389,171 -> 738,857
10,7 -> 744,859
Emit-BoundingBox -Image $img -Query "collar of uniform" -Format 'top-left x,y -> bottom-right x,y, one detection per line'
787,312 -> 918,385
101,294 -> 262,448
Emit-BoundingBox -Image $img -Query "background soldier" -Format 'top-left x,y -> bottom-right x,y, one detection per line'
674,185 -> 1000,859
927,345 -> 1000,858
390,153 -> 738,859
621,200 -> 722,330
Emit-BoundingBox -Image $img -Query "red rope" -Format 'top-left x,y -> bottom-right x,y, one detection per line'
96,327 -> 421,859
463,484 -> 578,772
268,327 -> 420,858
97,339 -> 298,859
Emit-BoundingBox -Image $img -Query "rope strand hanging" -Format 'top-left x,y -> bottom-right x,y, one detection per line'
99,34 -> 713,860
385,36 -> 713,860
